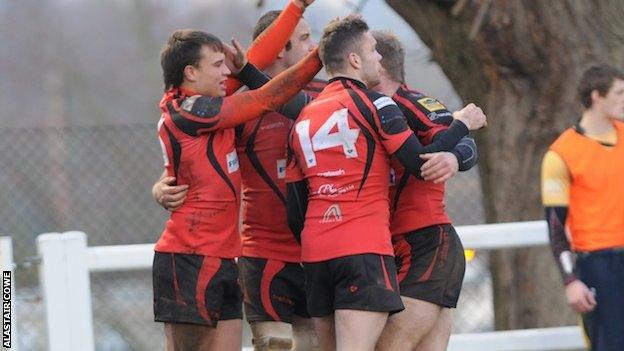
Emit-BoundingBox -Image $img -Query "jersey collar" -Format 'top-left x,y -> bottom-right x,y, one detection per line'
328,76 -> 367,89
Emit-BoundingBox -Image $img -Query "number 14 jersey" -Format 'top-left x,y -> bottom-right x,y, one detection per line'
287,77 -> 413,262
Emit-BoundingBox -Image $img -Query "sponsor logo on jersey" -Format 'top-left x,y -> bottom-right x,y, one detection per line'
316,183 -> 354,197
320,204 -> 342,223
181,95 -> 200,112
261,121 -> 285,131
316,169 -> 346,177
417,97 -> 446,112
276,159 -> 286,179
226,151 -> 239,173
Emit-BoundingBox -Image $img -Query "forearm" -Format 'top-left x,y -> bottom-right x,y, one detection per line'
216,49 -> 322,129
237,63 -> 311,120
449,136 -> 478,171
394,121 -> 469,178
225,1 -> 304,95
545,206 -> 577,285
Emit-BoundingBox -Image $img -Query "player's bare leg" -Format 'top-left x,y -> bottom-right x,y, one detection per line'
313,315 -> 336,351
292,315 -> 319,350
335,310 -> 387,351
164,322 -> 214,351
414,308 -> 451,351
250,321 -> 292,350
376,297 -> 442,351
209,319 -> 242,351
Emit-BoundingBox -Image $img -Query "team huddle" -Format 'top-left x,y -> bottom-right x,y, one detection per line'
150,0 -> 487,350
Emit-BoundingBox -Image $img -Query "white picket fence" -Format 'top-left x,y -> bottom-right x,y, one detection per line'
33,221 -> 586,351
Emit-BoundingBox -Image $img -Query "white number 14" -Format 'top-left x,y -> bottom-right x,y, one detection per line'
295,108 -> 360,168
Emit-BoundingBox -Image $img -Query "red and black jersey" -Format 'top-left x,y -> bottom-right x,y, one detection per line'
389,84 -> 454,235
237,80 -> 326,263
154,50 -> 323,258
157,87 -> 243,258
287,77 -> 413,262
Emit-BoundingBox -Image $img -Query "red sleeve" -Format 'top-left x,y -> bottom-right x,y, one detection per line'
225,1 -> 303,95
167,49 -> 322,135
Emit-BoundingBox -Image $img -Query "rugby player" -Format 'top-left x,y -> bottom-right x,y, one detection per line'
235,7 -> 324,351
285,16 -> 486,351
542,63 -> 624,351
152,27 -> 321,350
371,30 -> 480,351
154,1 -> 323,349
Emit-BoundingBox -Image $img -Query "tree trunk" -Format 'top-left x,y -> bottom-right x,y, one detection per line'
385,0 -> 624,329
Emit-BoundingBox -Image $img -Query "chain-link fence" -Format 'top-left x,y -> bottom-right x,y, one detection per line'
4,124 -> 488,350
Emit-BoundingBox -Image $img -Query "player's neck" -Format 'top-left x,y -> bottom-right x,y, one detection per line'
374,79 -> 401,97
580,108 -> 615,135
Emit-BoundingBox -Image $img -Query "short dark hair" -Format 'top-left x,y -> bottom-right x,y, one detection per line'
318,15 -> 369,74
160,29 -> 224,90
372,30 -> 405,83
578,63 -> 624,108
253,10 -> 292,51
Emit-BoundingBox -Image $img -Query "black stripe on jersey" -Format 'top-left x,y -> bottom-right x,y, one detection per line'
163,124 -> 182,180
245,117 -> 287,205
348,109 -> 375,199
168,102 -> 219,137
391,171 -> 411,217
345,84 -> 381,139
397,102 -> 426,133
235,125 -> 244,140
395,88 -> 452,129
206,133 -> 237,199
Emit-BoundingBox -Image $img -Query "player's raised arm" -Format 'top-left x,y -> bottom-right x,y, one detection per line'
224,0 -> 315,95
164,49 -> 322,135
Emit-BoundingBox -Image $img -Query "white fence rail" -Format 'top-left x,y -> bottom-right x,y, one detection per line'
36,221 -> 586,351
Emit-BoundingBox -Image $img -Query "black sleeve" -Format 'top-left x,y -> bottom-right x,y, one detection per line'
545,206 -> 577,285
276,93 -> 312,120
447,136 -> 478,172
236,62 -> 270,89
391,120 -> 469,179
286,180 -> 308,244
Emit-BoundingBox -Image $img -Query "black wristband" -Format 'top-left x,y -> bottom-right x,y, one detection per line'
237,63 -> 270,90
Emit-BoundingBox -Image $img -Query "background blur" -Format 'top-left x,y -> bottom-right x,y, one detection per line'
2,0 -> 601,349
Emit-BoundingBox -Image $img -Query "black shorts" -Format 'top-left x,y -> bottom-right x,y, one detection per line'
239,257 -> 309,324
153,252 -> 243,327
393,224 -> 466,308
303,254 -> 404,317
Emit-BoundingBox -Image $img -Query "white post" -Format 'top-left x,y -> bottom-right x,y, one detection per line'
38,232 -> 94,351
0,237 -> 18,351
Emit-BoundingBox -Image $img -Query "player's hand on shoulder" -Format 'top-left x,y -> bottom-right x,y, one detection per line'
153,176 -> 189,211
565,280 -> 597,313
224,38 -> 247,76
453,103 -> 487,131
420,152 -> 459,183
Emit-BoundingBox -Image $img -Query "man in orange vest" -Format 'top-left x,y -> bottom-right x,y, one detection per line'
541,63 -> 624,351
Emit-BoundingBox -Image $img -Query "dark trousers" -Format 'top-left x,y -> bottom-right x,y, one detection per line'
577,248 -> 624,351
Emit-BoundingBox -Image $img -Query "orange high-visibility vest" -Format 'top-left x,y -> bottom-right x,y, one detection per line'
549,121 -> 624,252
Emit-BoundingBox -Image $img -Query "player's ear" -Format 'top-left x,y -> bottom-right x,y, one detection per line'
590,89 -> 603,106
347,52 -> 361,70
183,65 -> 197,83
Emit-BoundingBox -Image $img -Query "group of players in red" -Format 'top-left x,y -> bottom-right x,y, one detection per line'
151,1 -> 487,350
